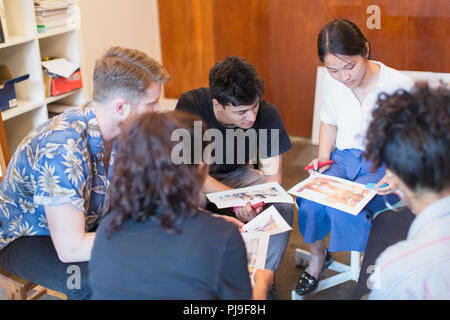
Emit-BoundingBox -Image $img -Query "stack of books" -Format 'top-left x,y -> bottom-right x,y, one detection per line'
34,0 -> 75,33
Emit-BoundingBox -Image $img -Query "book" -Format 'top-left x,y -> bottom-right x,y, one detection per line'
0,17 -> 4,44
0,0 -> 8,43
36,12 -> 73,24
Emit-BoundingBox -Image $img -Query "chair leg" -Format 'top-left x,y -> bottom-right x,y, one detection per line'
6,290 -> 15,300
16,287 -> 27,300
350,251 -> 361,281
28,286 -> 48,300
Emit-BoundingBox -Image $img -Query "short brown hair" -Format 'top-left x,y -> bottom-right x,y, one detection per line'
93,46 -> 170,104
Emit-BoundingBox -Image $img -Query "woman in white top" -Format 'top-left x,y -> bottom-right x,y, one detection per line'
295,19 -> 414,296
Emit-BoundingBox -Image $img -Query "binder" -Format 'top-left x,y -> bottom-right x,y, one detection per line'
0,1 -> 8,43
0,17 -> 4,44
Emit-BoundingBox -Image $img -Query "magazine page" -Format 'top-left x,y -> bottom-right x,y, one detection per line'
242,205 -> 292,235
240,231 -> 270,285
288,172 -> 377,215
206,182 -> 293,209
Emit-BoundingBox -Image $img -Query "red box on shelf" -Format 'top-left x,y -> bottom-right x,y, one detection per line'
50,70 -> 82,96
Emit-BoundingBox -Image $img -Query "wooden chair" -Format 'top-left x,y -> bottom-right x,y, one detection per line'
0,111 -> 67,300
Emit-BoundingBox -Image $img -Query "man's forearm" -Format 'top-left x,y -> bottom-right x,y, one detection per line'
261,155 -> 283,185
263,171 -> 282,184
202,175 -> 232,193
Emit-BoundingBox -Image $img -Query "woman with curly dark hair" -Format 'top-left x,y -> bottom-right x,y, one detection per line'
362,83 -> 450,299
88,111 -> 273,299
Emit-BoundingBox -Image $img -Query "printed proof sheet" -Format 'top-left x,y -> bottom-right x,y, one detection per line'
206,182 -> 293,209
242,205 -> 292,236
288,173 -> 377,215
240,231 -> 270,285
240,206 -> 292,284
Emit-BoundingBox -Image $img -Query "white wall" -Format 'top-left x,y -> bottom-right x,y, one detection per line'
77,0 -> 176,109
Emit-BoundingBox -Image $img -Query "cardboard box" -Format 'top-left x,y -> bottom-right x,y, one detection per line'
43,72 -> 52,98
50,69 -> 82,96
0,65 -> 29,112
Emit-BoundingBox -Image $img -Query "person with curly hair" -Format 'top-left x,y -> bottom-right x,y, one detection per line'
295,19 -> 414,296
363,83 -> 450,299
0,46 -> 169,299
88,111 -> 274,299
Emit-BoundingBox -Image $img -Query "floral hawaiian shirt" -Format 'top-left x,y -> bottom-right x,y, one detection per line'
0,103 -> 115,249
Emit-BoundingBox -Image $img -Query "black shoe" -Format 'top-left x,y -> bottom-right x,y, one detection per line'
295,250 -> 333,296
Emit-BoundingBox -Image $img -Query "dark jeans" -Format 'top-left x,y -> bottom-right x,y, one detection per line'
352,207 -> 416,299
0,236 -> 91,300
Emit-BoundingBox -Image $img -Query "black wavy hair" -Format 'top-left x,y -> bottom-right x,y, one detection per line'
106,111 -> 207,235
364,82 -> 450,193
209,56 -> 265,106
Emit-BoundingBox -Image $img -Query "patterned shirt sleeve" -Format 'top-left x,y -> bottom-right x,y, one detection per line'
31,116 -> 89,212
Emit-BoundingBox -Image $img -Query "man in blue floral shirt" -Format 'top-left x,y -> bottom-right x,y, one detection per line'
0,46 -> 170,299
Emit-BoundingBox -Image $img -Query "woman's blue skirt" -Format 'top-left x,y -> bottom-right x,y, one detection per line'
296,149 -> 399,252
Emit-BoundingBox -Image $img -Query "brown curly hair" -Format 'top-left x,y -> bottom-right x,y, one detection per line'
106,111 -> 207,235
364,82 -> 450,193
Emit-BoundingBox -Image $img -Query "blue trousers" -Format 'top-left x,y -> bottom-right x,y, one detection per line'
296,149 -> 398,252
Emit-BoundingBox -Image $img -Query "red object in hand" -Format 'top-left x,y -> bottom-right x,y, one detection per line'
250,201 -> 265,209
304,160 -> 334,171
233,201 -> 265,213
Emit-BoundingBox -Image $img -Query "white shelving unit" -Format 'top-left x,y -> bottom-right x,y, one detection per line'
0,0 -> 85,153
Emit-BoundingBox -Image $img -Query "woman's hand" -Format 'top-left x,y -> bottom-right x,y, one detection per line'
307,156 -> 331,174
374,173 -> 395,195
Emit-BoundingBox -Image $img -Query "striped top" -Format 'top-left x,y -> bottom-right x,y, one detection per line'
369,196 -> 450,300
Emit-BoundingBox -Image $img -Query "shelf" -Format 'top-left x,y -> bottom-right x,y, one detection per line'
2,100 -> 45,121
0,0 -> 85,153
37,26 -> 78,40
0,35 -> 36,49
45,88 -> 82,104
0,28 -> 80,49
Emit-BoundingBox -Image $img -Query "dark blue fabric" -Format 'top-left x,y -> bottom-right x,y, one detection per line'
297,149 -> 399,252
89,211 -> 253,300
0,236 -> 91,299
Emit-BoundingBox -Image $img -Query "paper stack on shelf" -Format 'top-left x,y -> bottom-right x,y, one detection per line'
34,0 -> 76,33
